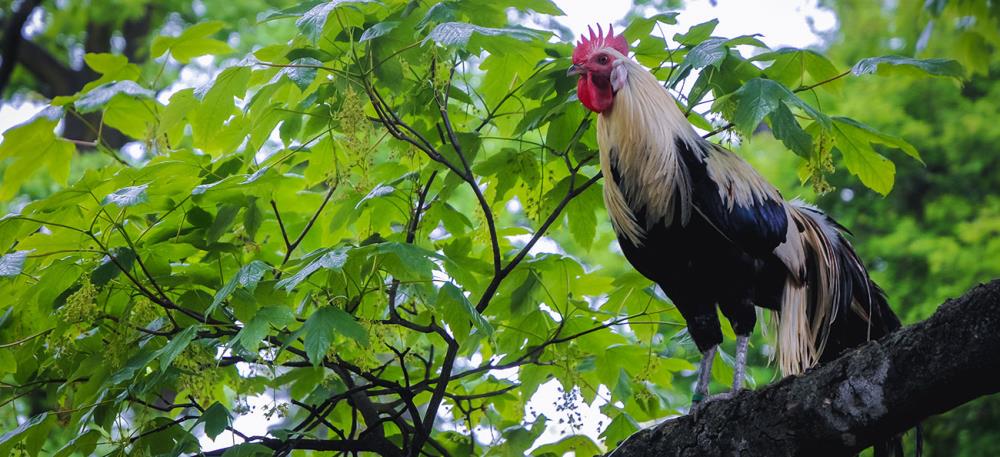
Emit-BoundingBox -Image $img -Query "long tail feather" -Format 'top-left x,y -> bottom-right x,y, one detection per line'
777,202 -> 910,455
776,201 -> 900,376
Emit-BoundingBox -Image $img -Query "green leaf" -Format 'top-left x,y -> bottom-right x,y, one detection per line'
159,326 -> 199,372
0,413 -> 52,456
726,34 -> 768,48
769,102 -> 812,158
685,37 -> 729,69
303,305 -> 368,365
424,22 -> 539,47
956,31 -> 990,76
565,183 -> 602,250
297,0 -> 375,43
106,345 -> 160,384
244,198 -> 263,240
0,349 -> 14,374
509,271 -> 539,316
207,204 -> 241,242
504,0 -> 563,15
0,112 -> 75,200
436,282 -> 493,340
416,2 -> 455,30
257,1 -> 324,22
192,66 -> 251,146
754,48 -> 842,92
91,247 -> 136,286
532,435 -> 601,457
209,260 -> 271,315
102,184 -> 149,207
355,183 -> 395,209
612,367 -> 633,400
600,413 -> 640,448
674,19 -> 718,45
84,53 -> 132,75
439,131 -> 482,173
374,242 -> 439,282
152,21 -> 234,63
222,443 -> 272,457
832,116 -> 922,163
275,248 -> 349,292
271,58 -> 321,91
234,306 -> 296,352
199,402 -> 231,440
733,78 -> 829,137
852,55 -> 964,79
360,21 -> 400,42
75,81 -> 155,113
104,95 -> 159,139
622,13 -> 679,42
733,79 -> 783,136
52,430 -> 101,457
0,251 -> 29,278
158,88 -> 196,144
79,53 -> 143,93
831,118 -> 897,195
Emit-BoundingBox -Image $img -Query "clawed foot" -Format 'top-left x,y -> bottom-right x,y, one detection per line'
689,336 -> 750,417
690,389 -> 742,417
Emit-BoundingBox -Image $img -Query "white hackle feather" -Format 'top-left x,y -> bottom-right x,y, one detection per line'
703,143 -> 782,209
597,49 -> 701,245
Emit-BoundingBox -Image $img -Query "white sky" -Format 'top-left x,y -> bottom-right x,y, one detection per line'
0,0 -> 836,453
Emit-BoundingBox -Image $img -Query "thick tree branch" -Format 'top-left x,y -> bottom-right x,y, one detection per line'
13,37 -> 76,97
609,279 -> 1000,457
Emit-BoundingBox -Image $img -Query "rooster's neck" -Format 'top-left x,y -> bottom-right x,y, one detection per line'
596,59 -> 703,245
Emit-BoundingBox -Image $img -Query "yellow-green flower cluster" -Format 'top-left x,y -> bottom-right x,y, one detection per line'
175,343 -> 223,405
807,131 -> 836,194
59,282 -> 99,325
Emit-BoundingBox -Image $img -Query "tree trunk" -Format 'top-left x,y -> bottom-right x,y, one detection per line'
608,279 -> 1000,457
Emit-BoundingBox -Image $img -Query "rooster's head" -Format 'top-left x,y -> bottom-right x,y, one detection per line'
568,24 -> 629,113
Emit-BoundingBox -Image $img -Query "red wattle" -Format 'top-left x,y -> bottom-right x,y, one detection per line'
577,73 -> 614,113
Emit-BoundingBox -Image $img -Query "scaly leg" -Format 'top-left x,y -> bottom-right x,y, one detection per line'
732,334 -> 749,391
691,345 -> 717,404
692,337 -> 749,414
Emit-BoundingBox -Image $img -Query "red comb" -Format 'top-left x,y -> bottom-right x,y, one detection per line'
572,23 -> 628,63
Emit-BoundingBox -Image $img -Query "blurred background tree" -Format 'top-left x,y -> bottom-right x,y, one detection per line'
813,1 -> 1000,455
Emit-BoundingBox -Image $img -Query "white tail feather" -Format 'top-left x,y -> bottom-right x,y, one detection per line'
775,203 -> 844,376
778,277 -> 815,375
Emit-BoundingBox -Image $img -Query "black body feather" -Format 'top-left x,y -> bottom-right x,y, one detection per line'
610,138 -> 899,359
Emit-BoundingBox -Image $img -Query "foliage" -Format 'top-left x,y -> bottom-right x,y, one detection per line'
807,1 -> 1000,455
0,0 -> 972,456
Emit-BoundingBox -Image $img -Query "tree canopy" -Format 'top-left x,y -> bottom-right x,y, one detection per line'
0,0 -> 996,456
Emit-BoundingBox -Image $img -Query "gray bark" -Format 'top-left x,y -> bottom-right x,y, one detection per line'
608,279 -> 1000,457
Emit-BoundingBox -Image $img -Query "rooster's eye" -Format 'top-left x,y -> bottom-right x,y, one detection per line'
597,55 -> 609,65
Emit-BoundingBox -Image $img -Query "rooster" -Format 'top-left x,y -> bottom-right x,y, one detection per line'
569,25 -> 907,455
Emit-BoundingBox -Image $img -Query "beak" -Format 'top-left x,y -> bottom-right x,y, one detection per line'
567,64 -> 584,77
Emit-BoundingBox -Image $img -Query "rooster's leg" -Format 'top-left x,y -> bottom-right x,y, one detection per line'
691,345 -> 717,404
732,334 -> 749,390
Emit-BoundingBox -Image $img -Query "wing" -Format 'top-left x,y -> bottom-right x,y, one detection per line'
678,139 -> 790,258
